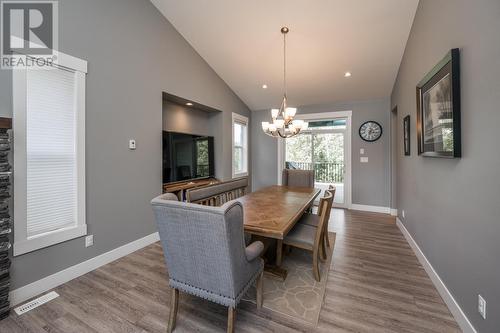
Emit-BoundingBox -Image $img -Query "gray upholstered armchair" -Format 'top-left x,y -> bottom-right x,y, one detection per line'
151,193 -> 264,333
282,169 -> 315,187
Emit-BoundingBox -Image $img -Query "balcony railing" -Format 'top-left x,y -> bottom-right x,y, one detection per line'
286,161 -> 344,183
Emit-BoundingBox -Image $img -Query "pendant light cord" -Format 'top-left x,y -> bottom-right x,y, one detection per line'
283,30 -> 287,100
263,27 -> 305,138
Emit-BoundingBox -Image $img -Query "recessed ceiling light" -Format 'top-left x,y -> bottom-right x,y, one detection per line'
262,84 -> 268,89
186,102 -> 193,106
344,72 -> 352,77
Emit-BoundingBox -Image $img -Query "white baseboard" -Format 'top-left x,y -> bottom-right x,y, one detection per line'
390,208 -> 398,216
350,204 -> 391,214
396,218 -> 477,333
9,232 -> 160,307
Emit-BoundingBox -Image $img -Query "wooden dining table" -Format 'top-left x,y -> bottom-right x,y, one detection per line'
237,185 -> 321,278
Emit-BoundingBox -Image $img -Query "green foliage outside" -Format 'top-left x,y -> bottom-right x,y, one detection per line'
196,139 -> 209,177
286,133 -> 344,183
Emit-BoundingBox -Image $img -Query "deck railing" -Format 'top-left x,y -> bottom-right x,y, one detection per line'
285,161 -> 344,183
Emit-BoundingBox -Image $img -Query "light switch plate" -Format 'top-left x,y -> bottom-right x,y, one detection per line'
478,294 -> 486,319
360,148 -> 365,155
129,139 -> 136,150
360,157 -> 369,163
85,235 -> 94,248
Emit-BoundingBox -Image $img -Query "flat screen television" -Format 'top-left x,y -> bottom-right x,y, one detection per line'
163,131 -> 215,183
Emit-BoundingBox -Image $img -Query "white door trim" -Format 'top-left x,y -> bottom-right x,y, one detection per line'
277,110 -> 352,208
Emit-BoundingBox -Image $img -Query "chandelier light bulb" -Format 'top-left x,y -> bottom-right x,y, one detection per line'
283,109 -> 290,120
274,119 -> 285,128
286,107 -> 297,118
261,122 -> 270,131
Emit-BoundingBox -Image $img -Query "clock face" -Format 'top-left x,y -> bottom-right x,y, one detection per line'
359,121 -> 382,142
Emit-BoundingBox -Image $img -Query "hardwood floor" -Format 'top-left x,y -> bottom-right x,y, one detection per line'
0,209 -> 461,332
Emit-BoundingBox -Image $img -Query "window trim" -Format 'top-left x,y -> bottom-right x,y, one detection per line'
231,112 -> 249,178
13,51 -> 88,256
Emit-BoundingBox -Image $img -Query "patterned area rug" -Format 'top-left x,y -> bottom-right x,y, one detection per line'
243,232 -> 336,326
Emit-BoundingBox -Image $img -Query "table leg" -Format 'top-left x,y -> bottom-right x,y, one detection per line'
251,235 -> 288,281
276,240 -> 283,266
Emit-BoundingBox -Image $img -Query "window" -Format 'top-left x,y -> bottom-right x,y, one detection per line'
13,52 -> 87,256
195,138 -> 210,178
232,113 -> 248,178
308,119 -> 347,130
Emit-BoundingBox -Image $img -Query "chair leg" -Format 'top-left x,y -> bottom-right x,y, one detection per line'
256,271 -> 263,309
313,251 -> 321,282
167,288 -> 179,333
227,307 -> 236,333
325,229 -> 331,248
320,233 -> 327,262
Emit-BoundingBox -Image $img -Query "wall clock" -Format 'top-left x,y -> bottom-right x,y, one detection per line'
359,121 -> 383,142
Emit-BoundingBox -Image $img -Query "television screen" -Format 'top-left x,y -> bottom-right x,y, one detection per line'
163,131 -> 215,183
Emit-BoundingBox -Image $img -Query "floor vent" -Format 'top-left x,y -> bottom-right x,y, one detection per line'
14,291 -> 59,315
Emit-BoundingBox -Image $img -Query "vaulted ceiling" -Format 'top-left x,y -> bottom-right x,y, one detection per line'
151,0 -> 419,110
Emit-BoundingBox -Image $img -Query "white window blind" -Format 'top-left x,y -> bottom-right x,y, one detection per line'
232,113 -> 248,178
26,68 -> 77,237
13,51 -> 87,256
233,122 -> 245,173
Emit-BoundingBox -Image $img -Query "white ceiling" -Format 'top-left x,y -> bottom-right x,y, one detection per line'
151,0 -> 419,110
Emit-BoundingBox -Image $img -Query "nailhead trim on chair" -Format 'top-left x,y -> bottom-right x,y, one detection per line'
169,259 -> 264,308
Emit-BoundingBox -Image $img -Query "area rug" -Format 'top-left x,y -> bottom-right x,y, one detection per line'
243,232 -> 336,326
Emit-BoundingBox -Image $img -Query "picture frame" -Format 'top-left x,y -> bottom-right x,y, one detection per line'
403,115 -> 410,156
416,48 -> 461,158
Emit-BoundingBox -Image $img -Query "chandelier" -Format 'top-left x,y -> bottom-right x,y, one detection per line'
261,27 -> 308,138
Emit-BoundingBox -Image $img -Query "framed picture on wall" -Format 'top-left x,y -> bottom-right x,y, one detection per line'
403,115 -> 410,156
416,48 -> 461,158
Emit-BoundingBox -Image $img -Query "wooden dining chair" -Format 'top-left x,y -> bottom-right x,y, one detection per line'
282,169 -> 315,187
297,185 -> 335,261
282,191 -> 333,281
282,169 -> 316,213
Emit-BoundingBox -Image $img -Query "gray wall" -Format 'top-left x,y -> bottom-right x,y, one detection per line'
0,0 -> 250,290
391,1 -> 500,332
163,101 -> 214,137
251,98 -> 391,207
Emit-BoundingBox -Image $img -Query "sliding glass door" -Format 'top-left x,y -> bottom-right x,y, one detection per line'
285,119 -> 348,207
